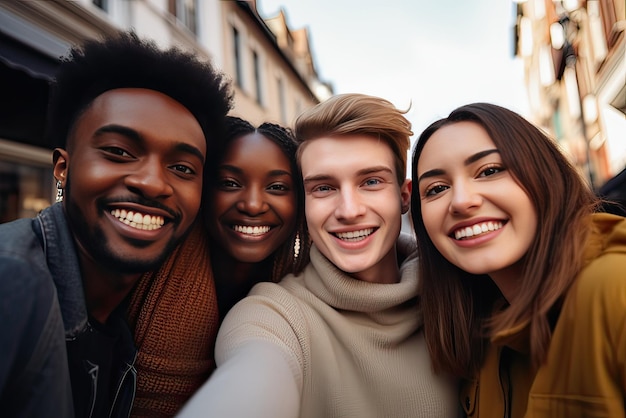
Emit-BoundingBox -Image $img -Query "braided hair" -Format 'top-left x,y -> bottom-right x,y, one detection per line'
206,116 -> 309,281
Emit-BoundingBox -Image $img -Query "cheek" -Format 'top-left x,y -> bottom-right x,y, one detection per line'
273,195 -> 297,228
520,203 -> 538,243
420,204 -> 438,235
69,161 -> 112,191
179,181 -> 203,214
304,198 -> 323,228
210,190 -> 235,215
285,193 -> 298,220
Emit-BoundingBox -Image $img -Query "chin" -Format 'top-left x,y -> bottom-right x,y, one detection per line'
231,251 -> 274,264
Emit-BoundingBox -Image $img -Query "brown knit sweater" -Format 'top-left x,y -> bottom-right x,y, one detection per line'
127,220 -> 219,417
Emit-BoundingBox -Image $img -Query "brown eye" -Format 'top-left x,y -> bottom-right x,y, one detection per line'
425,184 -> 448,196
478,166 -> 504,178
102,147 -> 132,157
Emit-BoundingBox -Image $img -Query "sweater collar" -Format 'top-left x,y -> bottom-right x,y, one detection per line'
302,244 -> 419,313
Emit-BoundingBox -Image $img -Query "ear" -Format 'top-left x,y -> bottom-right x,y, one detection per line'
400,178 -> 412,214
53,148 -> 69,187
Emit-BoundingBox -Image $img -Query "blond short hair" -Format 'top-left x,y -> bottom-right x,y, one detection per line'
294,93 -> 413,184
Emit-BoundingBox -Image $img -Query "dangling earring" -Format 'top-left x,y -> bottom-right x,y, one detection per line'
55,180 -> 63,203
293,233 -> 301,260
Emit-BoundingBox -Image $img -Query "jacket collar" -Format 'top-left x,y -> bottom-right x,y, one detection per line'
36,203 -> 88,338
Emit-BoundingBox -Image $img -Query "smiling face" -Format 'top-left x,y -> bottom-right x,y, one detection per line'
301,135 -> 411,284
416,121 -> 537,289
54,88 -> 206,275
206,132 -> 297,264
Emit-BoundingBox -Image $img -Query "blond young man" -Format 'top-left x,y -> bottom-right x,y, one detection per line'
179,94 -> 457,418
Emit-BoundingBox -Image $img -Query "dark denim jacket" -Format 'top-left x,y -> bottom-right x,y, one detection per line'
1,203 -> 137,418
0,211 -> 73,417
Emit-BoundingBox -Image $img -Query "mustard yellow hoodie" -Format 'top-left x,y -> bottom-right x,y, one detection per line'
461,213 -> 626,418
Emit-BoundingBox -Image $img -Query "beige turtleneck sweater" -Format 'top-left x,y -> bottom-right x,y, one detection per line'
179,242 -> 457,418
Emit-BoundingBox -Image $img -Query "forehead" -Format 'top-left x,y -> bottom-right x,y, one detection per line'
70,88 -> 205,151
300,135 -> 396,176
418,122 -> 495,167
222,132 -> 291,168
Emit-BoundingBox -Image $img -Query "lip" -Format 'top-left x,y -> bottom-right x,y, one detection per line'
448,218 -> 507,247
104,201 -> 177,238
448,217 -> 505,235
105,209 -> 174,242
107,202 -> 176,221
224,220 -> 280,242
329,226 -> 378,249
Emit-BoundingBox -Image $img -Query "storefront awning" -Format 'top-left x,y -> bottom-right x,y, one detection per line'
0,31 -> 59,81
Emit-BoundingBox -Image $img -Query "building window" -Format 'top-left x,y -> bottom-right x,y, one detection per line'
253,51 -> 263,105
0,160 -> 53,223
0,138 -> 55,222
92,0 -> 108,12
233,26 -> 243,88
168,0 -> 197,34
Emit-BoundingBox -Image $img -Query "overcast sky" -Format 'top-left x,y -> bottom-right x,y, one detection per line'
257,0 -> 529,140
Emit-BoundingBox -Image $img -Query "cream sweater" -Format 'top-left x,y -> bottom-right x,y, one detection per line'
179,243 -> 457,417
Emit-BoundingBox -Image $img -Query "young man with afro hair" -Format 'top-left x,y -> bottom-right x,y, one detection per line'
0,31 -> 232,417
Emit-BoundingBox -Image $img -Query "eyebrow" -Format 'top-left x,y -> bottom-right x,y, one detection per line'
219,164 -> 292,178
303,165 -> 393,184
417,148 -> 500,183
95,124 -> 205,164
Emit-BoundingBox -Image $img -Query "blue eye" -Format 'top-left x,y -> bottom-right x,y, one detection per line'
364,178 -> 381,186
313,185 -> 332,192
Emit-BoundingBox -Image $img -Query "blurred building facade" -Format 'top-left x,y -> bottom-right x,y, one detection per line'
0,0 -> 332,222
514,0 -> 625,191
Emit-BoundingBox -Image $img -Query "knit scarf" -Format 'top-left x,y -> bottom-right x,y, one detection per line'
127,220 -> 219,417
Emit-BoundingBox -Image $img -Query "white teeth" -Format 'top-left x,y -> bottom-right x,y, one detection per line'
110,209 -> 165,231
233,225 -> 271,236
335,228 -> 374,242
454,221 -> 503,240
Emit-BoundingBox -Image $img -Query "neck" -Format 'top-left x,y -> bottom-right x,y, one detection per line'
489,261 -> 524,303
79,255 -> 141,324
211,247 -> 274,286
351,246 -> 401,284
210,244 -> 274,316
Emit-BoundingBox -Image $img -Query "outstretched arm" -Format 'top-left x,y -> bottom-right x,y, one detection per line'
177,340 -> 300,417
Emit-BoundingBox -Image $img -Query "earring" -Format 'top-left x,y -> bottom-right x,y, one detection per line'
55,180 -> 63,203
293,233 -> 301,259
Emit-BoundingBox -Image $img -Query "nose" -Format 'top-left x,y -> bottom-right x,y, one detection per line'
334,188 -> 366,221
125,158 -> 174,199
448,180 -> 482,215
236,186 -> 269,216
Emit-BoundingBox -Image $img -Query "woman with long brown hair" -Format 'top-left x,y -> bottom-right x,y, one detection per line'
411,102 -> 625,417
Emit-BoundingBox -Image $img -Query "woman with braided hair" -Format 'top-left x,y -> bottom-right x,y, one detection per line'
126,116 -> 306,416
204,116 -> 308,317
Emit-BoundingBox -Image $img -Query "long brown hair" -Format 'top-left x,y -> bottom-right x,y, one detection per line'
410,103 -> 597,378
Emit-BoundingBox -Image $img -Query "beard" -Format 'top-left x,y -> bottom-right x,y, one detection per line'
63,176 -> 183,275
